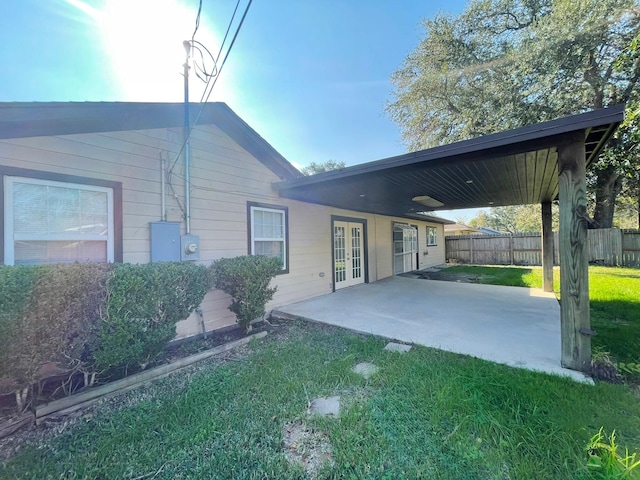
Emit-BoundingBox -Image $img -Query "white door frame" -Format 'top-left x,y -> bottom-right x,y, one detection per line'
393,223 -> 418,275
332,216 -> 368,291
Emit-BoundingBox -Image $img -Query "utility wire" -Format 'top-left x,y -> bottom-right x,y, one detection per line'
169,0 -> 253,174
198,0 -> 252,106
194,0 -> 241,104
191,0 -> 203,41
211,0 -> 242,89
190,40 -> 218,81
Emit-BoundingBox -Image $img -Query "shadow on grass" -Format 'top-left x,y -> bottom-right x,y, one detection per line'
591,299 -> 640,363
591,272 -> 640,280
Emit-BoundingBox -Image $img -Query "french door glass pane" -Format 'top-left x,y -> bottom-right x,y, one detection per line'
334,225 -> 346,283
351,226 -> 362,279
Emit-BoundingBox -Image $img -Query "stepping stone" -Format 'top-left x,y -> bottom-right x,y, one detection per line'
384,342 -> 412,353
352,362 -> 379,379
309,396 -> 340,417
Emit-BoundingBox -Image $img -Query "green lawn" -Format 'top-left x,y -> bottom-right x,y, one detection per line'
442,265 -> 640,364
3,321 -> 640,479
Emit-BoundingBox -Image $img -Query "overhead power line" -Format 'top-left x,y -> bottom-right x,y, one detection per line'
168,0 -> 253,174
191,0 -> 203,41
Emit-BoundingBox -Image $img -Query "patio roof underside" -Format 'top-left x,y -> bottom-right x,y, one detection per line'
276,105 -> 624,218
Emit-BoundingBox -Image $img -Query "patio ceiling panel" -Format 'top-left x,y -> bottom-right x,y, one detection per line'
277,147 -> 561,215
275,106 -> 624,218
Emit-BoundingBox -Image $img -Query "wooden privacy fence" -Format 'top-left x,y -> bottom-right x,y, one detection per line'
445,228 -> 640,267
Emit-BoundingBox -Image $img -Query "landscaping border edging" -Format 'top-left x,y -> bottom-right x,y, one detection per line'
34,331 -> 267,425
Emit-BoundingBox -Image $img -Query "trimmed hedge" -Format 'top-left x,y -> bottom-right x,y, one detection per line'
210,255 -> 281,331
0,265 -> 41,393
0,261 -> 212,408
0,263 -> 108,395
93,262 -> 211,370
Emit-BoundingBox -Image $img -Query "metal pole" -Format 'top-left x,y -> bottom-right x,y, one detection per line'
160,152 -> 166,221
183,41 -> 191,234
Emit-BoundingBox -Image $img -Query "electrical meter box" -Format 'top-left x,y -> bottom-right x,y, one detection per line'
181,234 -> 200,261
150,222 -> 181,262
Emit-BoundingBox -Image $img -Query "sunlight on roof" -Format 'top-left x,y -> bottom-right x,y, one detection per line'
62,0 -> 235,103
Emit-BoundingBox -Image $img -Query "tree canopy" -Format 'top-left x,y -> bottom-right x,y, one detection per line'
301,160 -> 346,176
466,204 -> 559,233
388,0 -> 640,228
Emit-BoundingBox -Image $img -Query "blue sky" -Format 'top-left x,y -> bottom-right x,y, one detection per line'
1,0 -> 478,220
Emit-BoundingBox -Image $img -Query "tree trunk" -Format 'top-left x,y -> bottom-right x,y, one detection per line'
592,165 -> 623,228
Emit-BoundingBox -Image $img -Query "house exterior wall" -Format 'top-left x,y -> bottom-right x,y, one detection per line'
0,123 -> 447,339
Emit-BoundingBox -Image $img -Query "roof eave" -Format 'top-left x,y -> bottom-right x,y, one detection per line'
275,104 -> 625,191
0,101 -> 303,181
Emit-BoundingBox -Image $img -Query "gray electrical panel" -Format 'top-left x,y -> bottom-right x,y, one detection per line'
150,222 -> 181,262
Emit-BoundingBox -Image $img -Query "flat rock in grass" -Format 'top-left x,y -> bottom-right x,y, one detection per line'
309,396 -> 340,417
352,362 -> 379,379
384,342 -> 412,353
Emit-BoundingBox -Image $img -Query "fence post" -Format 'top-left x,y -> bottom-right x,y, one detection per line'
509,235 -> 514,265
614,228 -> 622,266
470,236 -> 474,264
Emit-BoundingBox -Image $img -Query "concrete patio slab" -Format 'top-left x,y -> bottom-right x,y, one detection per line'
273,276 -> 590,382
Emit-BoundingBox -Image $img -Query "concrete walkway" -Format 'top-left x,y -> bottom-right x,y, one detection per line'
273,276 -> 590,382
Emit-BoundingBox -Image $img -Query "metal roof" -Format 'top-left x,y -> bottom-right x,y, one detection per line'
276,105 -> 624,216
0,101 -> 303,181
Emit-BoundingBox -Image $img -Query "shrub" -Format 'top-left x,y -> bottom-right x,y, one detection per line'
0,263 -> 110,409
0,265 -> 39,396
210,256 -> 281,332
591,350 -> 623,384
93,262 -> 211,371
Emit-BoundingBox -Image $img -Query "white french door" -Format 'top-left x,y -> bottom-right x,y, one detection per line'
333,221 -> 364,289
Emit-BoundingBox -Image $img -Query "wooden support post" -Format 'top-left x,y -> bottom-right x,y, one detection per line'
558,134 -> 591,372
541,201 -> 554,292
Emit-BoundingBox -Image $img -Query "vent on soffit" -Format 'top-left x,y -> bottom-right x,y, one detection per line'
412,195 -> 445,208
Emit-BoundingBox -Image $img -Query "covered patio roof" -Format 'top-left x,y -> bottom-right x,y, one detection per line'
275,105 -> 624,218
277,105 -> 625,373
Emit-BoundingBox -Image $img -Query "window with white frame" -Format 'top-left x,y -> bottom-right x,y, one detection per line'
248,203 -> 288,272
4,176 -> 114,265
427,226 -> 438,246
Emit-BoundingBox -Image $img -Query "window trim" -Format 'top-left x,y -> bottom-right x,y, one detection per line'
247,201 -> 289,274
427,226 -> 438,246
1,166 -> 123,264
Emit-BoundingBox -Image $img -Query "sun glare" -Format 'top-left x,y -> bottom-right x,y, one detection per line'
64,0 -> 233,103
